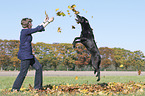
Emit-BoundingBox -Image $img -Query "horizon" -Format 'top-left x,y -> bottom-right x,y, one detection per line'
0,39 -> 144,54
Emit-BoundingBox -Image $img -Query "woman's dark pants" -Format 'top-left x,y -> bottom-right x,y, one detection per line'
12,57 -> 42,90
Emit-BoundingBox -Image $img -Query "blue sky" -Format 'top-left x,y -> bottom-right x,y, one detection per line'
0,0 -> 145,54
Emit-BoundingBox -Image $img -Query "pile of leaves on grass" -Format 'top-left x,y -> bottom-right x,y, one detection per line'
1,81 -> 145,95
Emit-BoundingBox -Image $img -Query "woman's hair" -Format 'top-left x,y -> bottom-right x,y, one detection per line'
21,18 -> 32,28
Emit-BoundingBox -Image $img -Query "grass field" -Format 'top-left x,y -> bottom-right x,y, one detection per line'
1,76 -> 145,95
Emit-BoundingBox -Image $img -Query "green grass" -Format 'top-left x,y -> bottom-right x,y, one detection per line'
1,76 -> 145,89
1,76 -> 145,95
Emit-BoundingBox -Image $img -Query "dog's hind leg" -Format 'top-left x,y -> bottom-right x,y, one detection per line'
96,59 -> 101,81
91,54 -> 101,81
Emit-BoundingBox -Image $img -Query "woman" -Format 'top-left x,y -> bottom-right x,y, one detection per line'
12,16 -> 54,91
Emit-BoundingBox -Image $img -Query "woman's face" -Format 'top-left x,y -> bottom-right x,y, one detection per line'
28,22 -> 32,29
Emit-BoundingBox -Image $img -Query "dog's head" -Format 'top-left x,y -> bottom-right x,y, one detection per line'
75,14 -> 89,24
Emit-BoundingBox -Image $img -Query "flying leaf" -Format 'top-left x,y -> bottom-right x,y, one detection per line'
75,76 -> 78,80
68,13 -> 70,15
61,12 -> 66,16
56,11 -> 61,16
138,70 -> 141,75
92,16 -> 93,18
119,64 -> 123,67
57,27 -> 62,33
55,8 -> 59,12
68,6 -> 72,10
45,11 -> 48,18
56,11 -> 66,17
72,25 -> 75,29
71,4 -> 76,9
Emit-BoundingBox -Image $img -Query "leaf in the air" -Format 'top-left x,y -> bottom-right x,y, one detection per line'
56,11 -> 66,17
57,27 -> 62,33
138,70 -> 141,75
55,8 -> 59,12
68,5 -> 72,10
71,4 -> 76,9
119,64 -> 123,67
75,76 -> 78,80
68,4 -> 80,15
61,12 -> 66,16
56,11 -> 61,16
68,13 -> 70,15
45,11 -> 48,18
72,25 -> 75,29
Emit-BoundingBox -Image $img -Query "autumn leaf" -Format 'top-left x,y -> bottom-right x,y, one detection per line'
82,9 -> 88,14
56,11 -> 66,17
56,11 -> 61,16
72,25 -> 75,29
75,76 -> 78,80
68,4 -> 80,15
55,8 -> 59,12
119,64 -> 123,67
67,10 -> 70,15
57,27 -> 62,33
138,70 -> 141,75
45,11 -> 48,18
61,12 -> 66,16
20,87 -> 26,91
71,4 -> 76,9
68,13 -> 70,15
29,84 -> 33,90
3,81 -> 145,95
68,5 -> 72,10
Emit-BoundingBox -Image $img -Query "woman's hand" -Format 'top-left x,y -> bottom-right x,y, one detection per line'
48,17 -> 54,22
40,16 -> 54,28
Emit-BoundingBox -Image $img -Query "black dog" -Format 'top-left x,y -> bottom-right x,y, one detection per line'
73,15 -> 101,81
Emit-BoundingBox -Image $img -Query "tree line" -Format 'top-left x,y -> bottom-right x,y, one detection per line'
0,39 -> 145,71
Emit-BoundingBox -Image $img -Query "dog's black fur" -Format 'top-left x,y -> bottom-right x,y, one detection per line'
73,15 -> 101,81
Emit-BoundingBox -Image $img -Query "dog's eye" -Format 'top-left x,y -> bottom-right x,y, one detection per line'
81,19 -> 84,22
